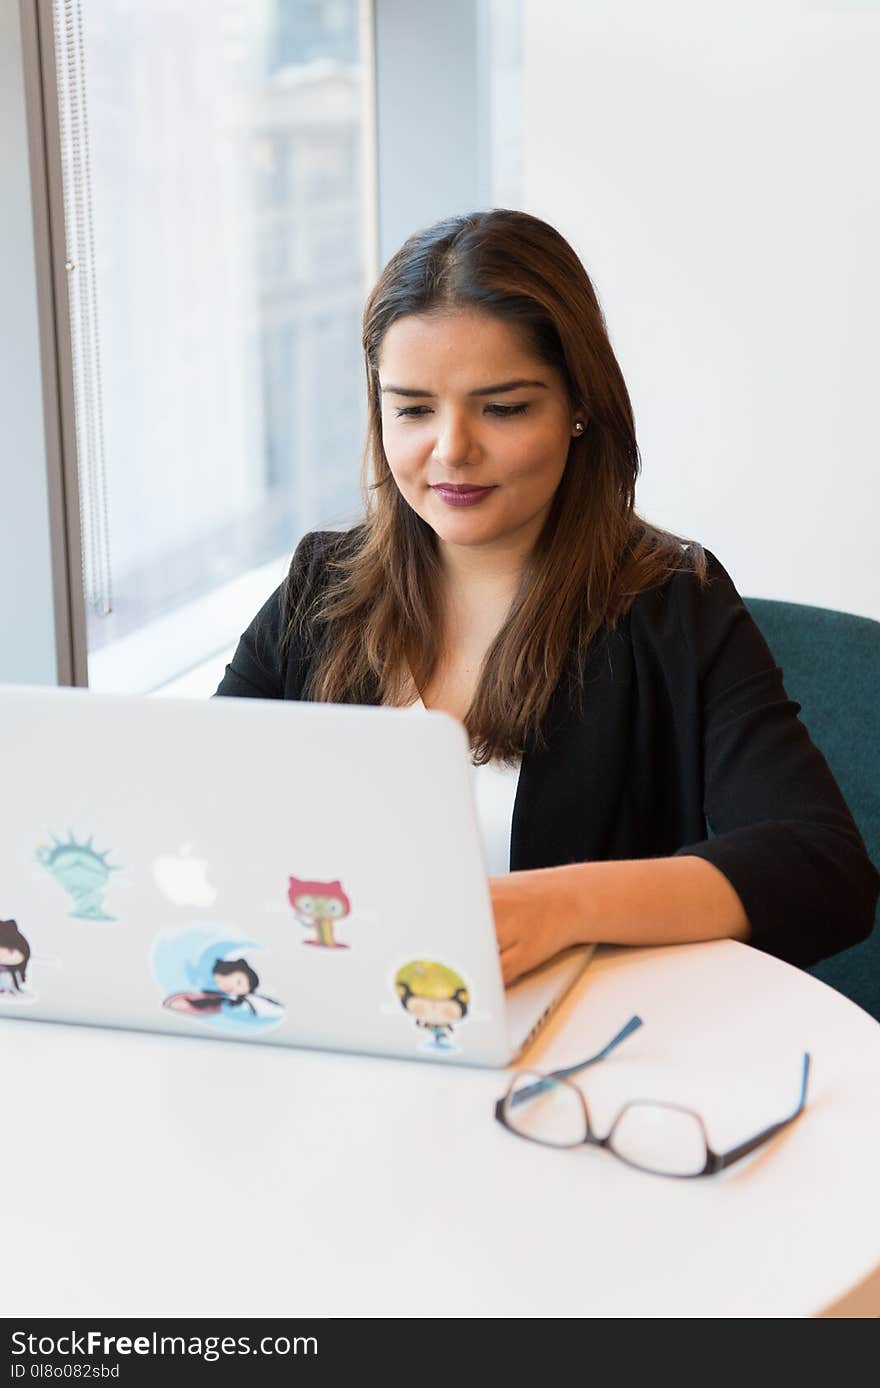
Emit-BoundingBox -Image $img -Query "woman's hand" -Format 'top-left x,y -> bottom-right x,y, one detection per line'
489,867 -> 585,985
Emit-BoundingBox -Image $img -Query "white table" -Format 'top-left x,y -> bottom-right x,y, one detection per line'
3,939 -> 878,1318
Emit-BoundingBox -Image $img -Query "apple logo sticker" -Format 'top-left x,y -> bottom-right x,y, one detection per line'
152,843 -> 218,908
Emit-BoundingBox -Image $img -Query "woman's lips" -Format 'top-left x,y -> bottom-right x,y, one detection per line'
430,484 -> 496,508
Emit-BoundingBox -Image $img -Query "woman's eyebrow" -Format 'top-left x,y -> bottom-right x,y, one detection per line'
380,378 -> 549,398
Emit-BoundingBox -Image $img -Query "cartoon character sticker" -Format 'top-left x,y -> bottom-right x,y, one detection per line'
0,919 -> 33,1003
394,960 -> 471,1053
288,877 -> 352,949
152,926 -> 284,1034
36,832 -> 121,921
164,958 -> 281,1019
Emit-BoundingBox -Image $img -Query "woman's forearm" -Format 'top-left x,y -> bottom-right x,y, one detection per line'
491,854 -> 750,983
554,855 -> 751,949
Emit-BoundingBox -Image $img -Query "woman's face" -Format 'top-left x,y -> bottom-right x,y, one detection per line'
378,309 -> 579,559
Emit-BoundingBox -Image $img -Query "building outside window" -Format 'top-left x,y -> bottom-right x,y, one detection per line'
52,0 -> 522,696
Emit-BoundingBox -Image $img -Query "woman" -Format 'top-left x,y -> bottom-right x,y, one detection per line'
216,209 -> 878,983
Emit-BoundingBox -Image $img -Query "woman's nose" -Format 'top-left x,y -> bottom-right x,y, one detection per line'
432,411 -> 479,468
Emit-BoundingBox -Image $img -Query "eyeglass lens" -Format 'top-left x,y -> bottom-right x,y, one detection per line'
506,1071 -> 586,1147
505,1073 -> 708,1175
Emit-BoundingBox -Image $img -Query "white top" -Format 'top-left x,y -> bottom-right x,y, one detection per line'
470,753 -> 521,876
411,694 -> 520,876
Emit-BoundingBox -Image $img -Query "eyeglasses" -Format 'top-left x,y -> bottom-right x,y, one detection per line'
495,1017 -> 810,1178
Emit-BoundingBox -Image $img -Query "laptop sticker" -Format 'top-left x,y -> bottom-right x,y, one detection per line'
288,877 -> 352,949
0,918 -> 37,1006
394,960 -> 471,1053
152,926 -> 284,1033
152,843 -> 218,908
35,831 -> 121,921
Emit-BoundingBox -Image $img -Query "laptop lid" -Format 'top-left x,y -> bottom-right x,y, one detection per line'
0,685 -> 584,1067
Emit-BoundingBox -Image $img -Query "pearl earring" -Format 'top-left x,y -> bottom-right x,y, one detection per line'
573,421 -> 585,435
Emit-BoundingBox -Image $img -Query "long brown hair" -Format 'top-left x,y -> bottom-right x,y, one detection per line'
286,209 -> 705,764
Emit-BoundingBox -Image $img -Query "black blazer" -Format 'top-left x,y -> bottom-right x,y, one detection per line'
215,530 -> 879,970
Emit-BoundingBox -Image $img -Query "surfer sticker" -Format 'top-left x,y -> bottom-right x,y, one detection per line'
152,926 -> 285,1034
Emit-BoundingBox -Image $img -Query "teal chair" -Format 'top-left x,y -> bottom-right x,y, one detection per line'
744,597 -> 880,1020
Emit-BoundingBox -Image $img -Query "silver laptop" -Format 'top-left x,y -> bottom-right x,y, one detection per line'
0,684 -> 592,1068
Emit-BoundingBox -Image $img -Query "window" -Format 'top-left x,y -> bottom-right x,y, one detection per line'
53,0 -> 370,694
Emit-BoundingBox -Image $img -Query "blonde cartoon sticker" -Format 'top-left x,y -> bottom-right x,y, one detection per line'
152,926 -> 285,1034
288,877 -> 352,949
0,919 -> 33,1003
394,960 -> 471,1053
36,831 -> 121,921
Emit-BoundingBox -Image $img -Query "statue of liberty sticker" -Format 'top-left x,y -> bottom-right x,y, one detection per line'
394,960 -> 471,1053
36,831 -> 121,921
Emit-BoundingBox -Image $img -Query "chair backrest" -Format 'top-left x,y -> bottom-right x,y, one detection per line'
744,597 -> 880,1020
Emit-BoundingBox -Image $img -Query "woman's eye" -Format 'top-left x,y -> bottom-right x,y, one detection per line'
394,403 -> 529,420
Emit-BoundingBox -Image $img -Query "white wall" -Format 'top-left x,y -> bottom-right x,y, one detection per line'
522,0 -> 879,618
375,0 -> 487,263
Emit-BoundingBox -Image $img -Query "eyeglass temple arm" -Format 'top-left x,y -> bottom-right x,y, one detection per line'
502,1017 -> 644,1113
546,1016 -> 644,1080
712,1053 -> 811,1172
